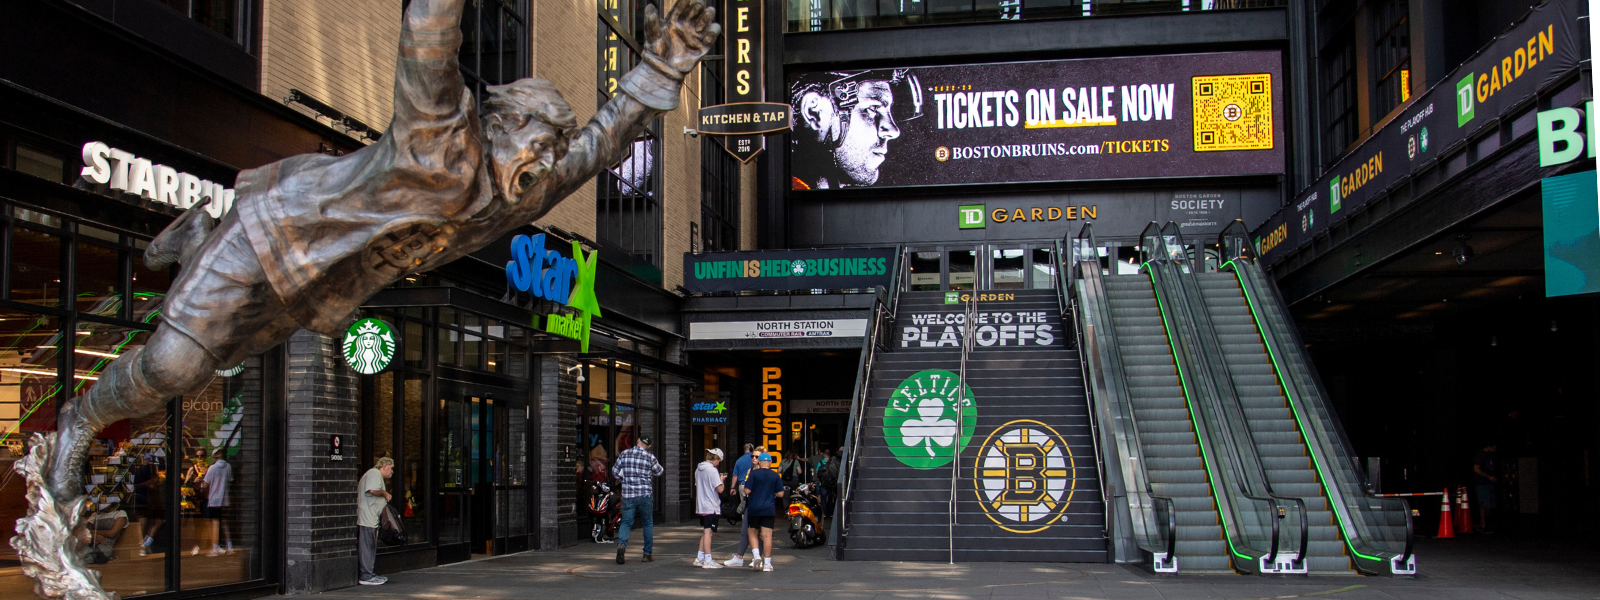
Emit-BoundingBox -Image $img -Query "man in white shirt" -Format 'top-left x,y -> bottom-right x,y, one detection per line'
693,448 -> 727,568
357,457 -> 394,585
203,451 -> 233,556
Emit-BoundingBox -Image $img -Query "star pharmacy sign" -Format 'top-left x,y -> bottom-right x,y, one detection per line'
973,420 -> 1077,533
883,369 -> 977,469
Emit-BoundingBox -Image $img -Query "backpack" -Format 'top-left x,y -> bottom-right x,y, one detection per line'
818,457 -> 840,487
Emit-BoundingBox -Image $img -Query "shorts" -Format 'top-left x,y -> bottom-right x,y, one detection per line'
204,506 -> 227,519
1474,484 -> 1497,510
752,515 -> 776,529
698,514 -> 719,530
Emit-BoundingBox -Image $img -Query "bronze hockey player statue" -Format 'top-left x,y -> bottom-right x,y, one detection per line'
11,0 -> 718,597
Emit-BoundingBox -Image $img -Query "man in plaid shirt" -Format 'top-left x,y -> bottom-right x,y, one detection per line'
612,436 -> 664,564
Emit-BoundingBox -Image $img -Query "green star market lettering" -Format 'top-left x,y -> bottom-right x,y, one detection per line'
883,369 -> 977,469
504,233 -> 603,352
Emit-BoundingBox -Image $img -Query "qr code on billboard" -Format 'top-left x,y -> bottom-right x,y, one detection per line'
1192,74 -> 1274,152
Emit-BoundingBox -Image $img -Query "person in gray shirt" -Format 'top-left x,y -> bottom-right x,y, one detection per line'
357,457 -> 394,585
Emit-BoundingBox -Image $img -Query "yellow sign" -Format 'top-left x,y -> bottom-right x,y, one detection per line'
1192,73 -> 1274,152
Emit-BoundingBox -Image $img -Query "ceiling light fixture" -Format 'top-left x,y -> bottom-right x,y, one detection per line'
75,349 -> 121,359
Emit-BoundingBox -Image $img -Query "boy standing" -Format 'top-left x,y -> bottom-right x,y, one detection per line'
741,453 -> 784,572
693,448 -> 727,568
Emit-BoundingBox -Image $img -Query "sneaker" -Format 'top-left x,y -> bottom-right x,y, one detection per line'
751,560 -> 763,572
723,556 -> 745,567
358,579 -> 384,586
139,544 -> 150,557
616,548 -> 626,565
642,555 -> 654,562
762,561 -> 773,572
701,559 -> 723,569
190,546 -> 200,556
373,576 -> 388,583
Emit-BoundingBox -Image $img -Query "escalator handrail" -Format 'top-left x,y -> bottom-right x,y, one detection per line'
1217,224 -> 1414,573
1071,223 -> 1176,567
1142,222 -> 1297,572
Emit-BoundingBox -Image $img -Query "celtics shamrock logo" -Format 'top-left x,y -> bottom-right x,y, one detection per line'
884,369 -> 977,469
343,318 -> 396,375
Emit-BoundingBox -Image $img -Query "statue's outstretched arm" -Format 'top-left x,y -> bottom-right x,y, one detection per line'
392,0 -> 471,134
536,0 -> 720,208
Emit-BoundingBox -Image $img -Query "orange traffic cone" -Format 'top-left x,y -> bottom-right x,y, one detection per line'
1457,485 -> 1473,534
1437,489 -> 1455,538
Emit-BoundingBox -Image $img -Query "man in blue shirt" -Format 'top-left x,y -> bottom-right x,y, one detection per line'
742,453 -> 785,572
612,437 -> 663,564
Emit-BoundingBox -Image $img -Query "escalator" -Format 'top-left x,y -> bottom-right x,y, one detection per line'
1075,222 -> 1415,576
1102,275 -> 1229,573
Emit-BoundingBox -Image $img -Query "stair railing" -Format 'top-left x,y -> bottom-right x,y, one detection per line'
948,283 -> 977,564
832,245 -> 904,558
1071,223 -> 1177,571
1056,237 -> 1113,557
1217,223 -> 1416,575
1142,222 -> 1304,575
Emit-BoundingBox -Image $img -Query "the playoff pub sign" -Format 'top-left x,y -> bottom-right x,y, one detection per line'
698,0 -> 792,161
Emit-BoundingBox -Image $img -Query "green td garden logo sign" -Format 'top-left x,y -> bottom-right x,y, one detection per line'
343,318 -> 396,375
884,369 -> 977,469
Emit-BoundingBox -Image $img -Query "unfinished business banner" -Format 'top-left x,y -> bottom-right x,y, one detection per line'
787,51 -> 1284,190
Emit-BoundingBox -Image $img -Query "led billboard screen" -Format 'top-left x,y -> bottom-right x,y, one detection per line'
787,51 -> 1284,190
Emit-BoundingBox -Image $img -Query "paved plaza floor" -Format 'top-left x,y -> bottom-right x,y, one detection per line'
299,524 -> 1600,600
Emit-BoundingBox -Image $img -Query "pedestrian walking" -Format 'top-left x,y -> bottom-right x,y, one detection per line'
357,457 -> 394,586
723,444 -> 761,566
694,448 -> 727,568
613,436 -> 664,564
743,453 -> 784,572
1472,443 -> 1499,532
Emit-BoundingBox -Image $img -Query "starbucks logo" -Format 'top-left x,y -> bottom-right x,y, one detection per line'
791,260 -> 807,276
343,318 -> 396,375
884,369 -> 977,469
973,420 -> 1075,533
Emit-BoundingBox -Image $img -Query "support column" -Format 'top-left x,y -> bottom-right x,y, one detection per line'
283,330 -> 360,593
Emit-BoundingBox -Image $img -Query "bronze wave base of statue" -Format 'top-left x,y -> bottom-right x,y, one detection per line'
10,0 -> 718,597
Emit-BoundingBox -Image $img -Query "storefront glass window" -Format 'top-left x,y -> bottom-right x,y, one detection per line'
131,261 -> 171,326
372,373 -> 396,462
77,241 -> 125,317
991,247 -> 1025,289
0,313 -> 62,454
1030,247 -> 1057,289
947,249 -> 976,290
402,375 -> 426,536
405,321 -> 426,367
614,368 -> 633,405
908,250 -> 941,291
78,412 -> 172,597
12,226 -> 64,308
438,328 -> 458,366
588,364 -> 610,402
437,397 -> 469,544
178,359 -> 263,588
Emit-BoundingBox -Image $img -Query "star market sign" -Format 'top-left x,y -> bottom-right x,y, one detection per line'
505,233 -> 602,352
691,400 -> 729,424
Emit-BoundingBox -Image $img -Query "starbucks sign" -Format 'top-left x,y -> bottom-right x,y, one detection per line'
343,318 -> 396,375
883,369 -> 977,469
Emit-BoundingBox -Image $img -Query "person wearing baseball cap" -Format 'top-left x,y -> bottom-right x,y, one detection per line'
612,436 -> 663,564
741,452 -> 784,572
693,448 -> 727,568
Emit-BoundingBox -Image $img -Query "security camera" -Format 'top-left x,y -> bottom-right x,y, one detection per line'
683,126 -> 700,138
1452,235 -> 1474,266
566,364 -> 586,382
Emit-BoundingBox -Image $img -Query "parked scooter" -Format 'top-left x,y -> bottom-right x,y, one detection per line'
588,480 -> 620,543
787,483 -> 827,548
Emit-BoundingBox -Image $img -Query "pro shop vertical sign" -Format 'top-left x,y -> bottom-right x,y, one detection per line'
699,0 -> 791,161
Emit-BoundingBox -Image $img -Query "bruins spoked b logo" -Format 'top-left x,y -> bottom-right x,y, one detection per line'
973,420 -> 1076,533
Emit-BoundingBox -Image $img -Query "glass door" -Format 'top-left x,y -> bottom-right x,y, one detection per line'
437,382 -> 530,562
